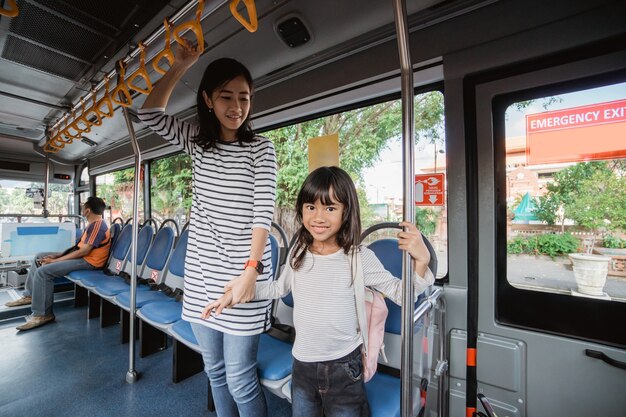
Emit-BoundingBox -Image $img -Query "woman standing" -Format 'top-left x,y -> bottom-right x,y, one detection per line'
138,41 -> 275,416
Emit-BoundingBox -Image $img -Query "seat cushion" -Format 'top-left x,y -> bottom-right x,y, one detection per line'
116,290 -> 173,309
138,301 -> 182,325
67,269 -> 102,282
170,319 -> 197,345
365,372 -> 401,417
257,334 -> 293,381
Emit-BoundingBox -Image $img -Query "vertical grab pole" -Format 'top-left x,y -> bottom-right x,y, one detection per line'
43,152 -> 50,218
391,0 -> 415,415
120,97 -> 141,384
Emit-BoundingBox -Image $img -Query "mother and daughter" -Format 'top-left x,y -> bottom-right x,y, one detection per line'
139,39 -> 434,417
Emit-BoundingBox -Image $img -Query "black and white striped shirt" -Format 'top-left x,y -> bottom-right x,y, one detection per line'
138,107 -> 277,336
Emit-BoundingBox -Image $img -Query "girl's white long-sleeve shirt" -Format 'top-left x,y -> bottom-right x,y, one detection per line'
256,246 -> 434,362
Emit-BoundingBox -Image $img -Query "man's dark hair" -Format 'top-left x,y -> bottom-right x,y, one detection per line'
84,196 -> 106,215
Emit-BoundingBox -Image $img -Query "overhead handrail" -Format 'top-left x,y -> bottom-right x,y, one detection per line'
229,0 -> 258,32
152,19 -> 175,75
126,43 -> 154,95
43,0 -> 242,154
0,0 -> 18,18
173,0 -> 205,53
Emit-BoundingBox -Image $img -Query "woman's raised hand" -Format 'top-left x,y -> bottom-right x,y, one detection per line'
172,38 -> 202,71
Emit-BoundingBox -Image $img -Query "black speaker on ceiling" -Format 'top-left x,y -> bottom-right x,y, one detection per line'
275,15 -> 311,48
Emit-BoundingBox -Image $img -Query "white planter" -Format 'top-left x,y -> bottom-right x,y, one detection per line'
568,253 -> 611,296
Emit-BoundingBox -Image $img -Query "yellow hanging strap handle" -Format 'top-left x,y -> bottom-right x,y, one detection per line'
153,18 -> 175,75
73,99 -> 93,133
230,0 -> 258,33
96,77 -> 115,118
111,60 -> 133,107
82,90 -> 103,126
173,0 -> 205,53
127,42 -> 153,95
0,0 -> 19,18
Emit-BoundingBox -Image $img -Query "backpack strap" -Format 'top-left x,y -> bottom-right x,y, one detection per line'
350,248 -> 369,356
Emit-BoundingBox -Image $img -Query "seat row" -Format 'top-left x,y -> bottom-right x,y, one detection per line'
66,220 -> 437,417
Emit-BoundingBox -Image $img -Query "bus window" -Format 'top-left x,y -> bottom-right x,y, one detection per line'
95,167 -> 144,223
150,153 -> 192,226
0,179 -> 72,217
503,81 -> 626,303
79,166 -> 89,187
263,89 -> 447,278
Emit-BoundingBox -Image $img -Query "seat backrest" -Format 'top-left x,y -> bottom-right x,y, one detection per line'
106,223 -> 133,275
269,234 -> 279,280
140,225 -> 176,284
161,228 -> 189,292
120,225 -> 154,275
365,234 -> 437,335
109,223 -> 122,247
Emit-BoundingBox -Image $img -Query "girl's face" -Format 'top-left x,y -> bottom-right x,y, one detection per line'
202,75 -> 251,141
302,189 -> 344,252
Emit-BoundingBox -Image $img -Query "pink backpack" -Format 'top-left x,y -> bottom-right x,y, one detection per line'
351,250 -> 389,382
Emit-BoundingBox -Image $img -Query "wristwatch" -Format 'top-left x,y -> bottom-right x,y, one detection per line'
244,259 -> 265,274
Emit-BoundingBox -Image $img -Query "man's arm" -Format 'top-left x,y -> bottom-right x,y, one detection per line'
39,245 -> 92,265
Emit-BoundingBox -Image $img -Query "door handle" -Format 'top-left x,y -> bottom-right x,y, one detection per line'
585,349 -> 626,370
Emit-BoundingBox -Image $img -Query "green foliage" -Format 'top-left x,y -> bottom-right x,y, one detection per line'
602,234 -> 626,249
150,154 -> 193,220
415,207 -> 438,237
536,233 -> 579,257
266,92 -> 444,209
535,161 -> 626,234
507,233 -> 578,257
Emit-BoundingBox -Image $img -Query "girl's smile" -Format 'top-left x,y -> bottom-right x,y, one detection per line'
302,192 -> 344,254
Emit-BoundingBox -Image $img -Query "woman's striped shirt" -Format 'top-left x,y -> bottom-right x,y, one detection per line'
138,107 -> 277,336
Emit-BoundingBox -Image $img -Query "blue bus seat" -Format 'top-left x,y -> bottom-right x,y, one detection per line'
92,225 -> 155,300
66,223 -> 133,287
136,229 -> 188,357
113,225 -> 177,310
255,233 -> 294,400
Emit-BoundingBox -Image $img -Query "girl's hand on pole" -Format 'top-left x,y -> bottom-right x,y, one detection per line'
202,289 -> 233,318
172,39 -> 202,72
398,221 -> 430,277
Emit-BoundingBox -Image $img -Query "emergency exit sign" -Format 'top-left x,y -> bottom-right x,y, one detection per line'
415,173 -> 445,206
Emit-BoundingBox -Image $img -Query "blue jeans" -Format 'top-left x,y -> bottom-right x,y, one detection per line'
190,322 -> 267,417
23,252 -> 95,316
291,347 -> 371,417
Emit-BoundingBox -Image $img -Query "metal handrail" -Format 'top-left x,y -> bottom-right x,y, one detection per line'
0,213 -> 85,228
413,287 -> 448,417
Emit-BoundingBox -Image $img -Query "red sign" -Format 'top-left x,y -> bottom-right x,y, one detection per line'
415,173 -> 445,206
526,99 -> 626,165
151,270 -> 158,281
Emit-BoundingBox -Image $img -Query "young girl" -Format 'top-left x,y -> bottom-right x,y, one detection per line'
138,41 -> 276,417
204,166 -> 434,417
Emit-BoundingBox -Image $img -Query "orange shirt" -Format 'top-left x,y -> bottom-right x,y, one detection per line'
79,220 -> 111,268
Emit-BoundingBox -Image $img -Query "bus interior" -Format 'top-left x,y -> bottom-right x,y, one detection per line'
1,0 -> 625,416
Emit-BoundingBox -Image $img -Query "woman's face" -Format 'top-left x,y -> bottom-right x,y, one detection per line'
203,75 -> 251,141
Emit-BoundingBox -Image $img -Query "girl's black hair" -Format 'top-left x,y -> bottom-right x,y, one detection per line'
194,58 -> 255,149
290,166 -> 362,270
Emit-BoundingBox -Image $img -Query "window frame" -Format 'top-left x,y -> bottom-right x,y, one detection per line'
493,69 -> 626,349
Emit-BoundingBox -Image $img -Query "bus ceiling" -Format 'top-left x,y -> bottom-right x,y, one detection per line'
0,0 -> 490,165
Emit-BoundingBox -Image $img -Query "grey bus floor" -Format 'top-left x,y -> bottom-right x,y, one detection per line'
0,297 -> 293,417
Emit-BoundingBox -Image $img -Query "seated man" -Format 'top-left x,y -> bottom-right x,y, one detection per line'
5,197 -> 112,331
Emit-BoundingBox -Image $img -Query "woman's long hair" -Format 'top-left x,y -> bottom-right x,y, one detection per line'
194,58 -> 255,149
290,166 -> 362,270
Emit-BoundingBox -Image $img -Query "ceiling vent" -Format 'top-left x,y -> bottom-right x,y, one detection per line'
275,14 -> 311,48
